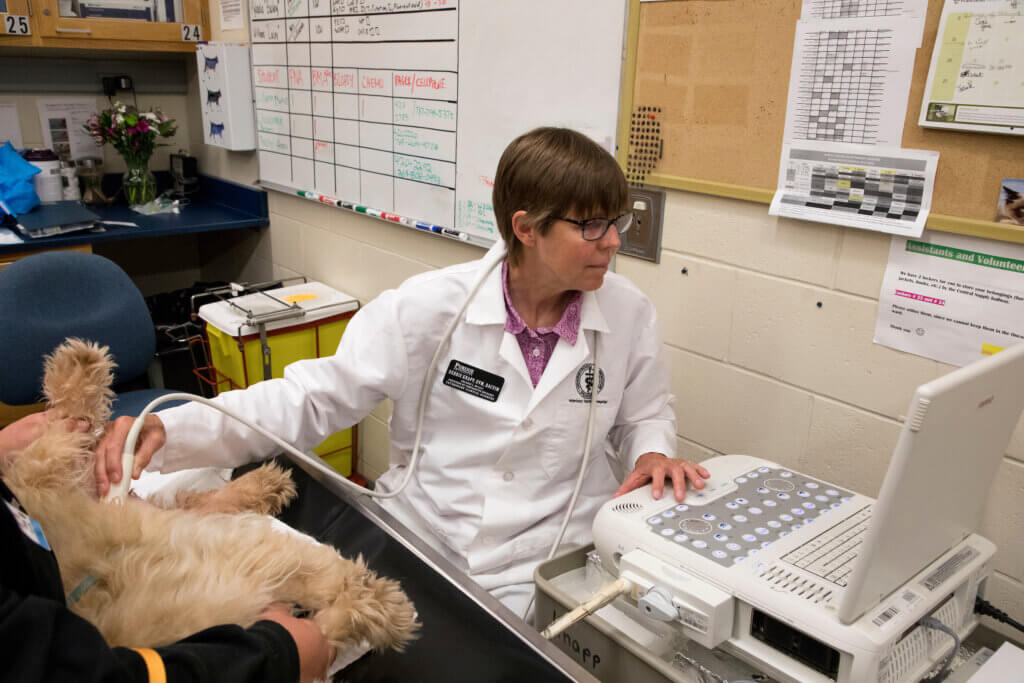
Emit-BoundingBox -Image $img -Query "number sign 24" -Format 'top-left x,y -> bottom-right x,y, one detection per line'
181,24 -> 201,41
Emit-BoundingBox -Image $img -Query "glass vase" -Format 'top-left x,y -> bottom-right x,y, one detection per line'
122,160 -> 157,206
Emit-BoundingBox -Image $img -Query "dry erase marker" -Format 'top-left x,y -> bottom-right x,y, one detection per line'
297,190 -> 315,199
365,207 -> 383,218
440,227 -> 470,241
341,201 -> 355,210
355,205 -> 368,213
382,212 -> 401,222
414,220 -> 435,232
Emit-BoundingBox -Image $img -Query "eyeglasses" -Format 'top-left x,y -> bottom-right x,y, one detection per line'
556,213 -> 634,241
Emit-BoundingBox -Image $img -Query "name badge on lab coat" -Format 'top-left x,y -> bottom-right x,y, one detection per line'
443,360 -> 505,402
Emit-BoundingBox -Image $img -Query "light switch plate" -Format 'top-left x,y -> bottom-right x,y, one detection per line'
619,187 -> 665,263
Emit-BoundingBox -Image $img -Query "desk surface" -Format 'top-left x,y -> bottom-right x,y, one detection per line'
0,175 -> 268,256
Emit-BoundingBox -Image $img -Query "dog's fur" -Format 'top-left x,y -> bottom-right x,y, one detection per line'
1,339 -> 418,653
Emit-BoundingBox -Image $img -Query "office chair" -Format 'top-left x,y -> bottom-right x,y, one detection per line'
0,250 -> 182,419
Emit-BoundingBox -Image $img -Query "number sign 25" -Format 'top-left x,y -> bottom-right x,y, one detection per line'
4,15 -> 30,35
181,24 -> 201,41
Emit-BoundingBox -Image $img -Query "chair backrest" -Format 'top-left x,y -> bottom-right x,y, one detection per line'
0,250 -> 156,406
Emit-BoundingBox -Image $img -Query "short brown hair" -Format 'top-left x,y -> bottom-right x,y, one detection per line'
492,127 -> 628,266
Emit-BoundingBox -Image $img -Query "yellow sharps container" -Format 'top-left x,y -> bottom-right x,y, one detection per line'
196,281 -> 360,479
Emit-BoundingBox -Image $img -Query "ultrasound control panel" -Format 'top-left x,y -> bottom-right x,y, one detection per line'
645,467 -> 855,568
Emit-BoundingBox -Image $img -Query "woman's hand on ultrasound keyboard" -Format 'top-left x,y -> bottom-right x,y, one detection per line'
613,453 -> 710,502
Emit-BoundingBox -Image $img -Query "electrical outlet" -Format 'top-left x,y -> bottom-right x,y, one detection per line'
619,187 -> 664,263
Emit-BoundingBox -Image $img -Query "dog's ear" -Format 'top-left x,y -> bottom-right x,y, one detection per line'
43,338 -> 116,427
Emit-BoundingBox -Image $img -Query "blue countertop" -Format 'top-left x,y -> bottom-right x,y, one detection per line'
0,174 -> 269,255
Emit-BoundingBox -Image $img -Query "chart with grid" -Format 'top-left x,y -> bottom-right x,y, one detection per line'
790,28 -> 894,144
249,0 -> 459,228
783,165 -> 925,221
804,0 -> 909,19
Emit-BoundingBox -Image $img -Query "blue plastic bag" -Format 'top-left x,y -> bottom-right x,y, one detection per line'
0,141 -> 40,215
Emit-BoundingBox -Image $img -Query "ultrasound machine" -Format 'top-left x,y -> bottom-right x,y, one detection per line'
581,343 -> 1024,682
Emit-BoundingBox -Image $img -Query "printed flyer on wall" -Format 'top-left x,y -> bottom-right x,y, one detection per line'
874,231 -> 1024,366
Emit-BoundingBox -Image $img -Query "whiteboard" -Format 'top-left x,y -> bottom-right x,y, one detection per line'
248,0 -> 626,246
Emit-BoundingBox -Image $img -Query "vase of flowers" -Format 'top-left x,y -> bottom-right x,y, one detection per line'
84,102 -> 177,207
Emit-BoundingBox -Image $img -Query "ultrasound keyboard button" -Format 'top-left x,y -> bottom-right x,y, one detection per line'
702,513 -> 716,521
777,493 -> 791,500
674,534 -> 689,543
759,467 -> 770,472
806,482 -> 819,489
797,490 -> 809,497
662,510 -> 676,518
742,534 -> 756,542
675,504 -> 689,512
791,508 -> 805,516
718,522 -> 732,530
755,527 -> 769,535
726,542 -> 741,551
767,520 -> 781,528
803,502 -> 816,509
713,550 -> 728,559
780,514 -> 793,522
749,507 -> 763,515
763,500 -> 777,507
780,471 -> 793,477
714,533 -> 729,541
815,495 -> 829,502
661,528 -> 675,536
726,502 -> 739,510
735,498 -> 748,505
692,540 -> 707,549
733,514 -> 748,523
735,477 -> 747,483
826,489 -> 839,496
757,487 -> 769,494
649,517 -> 663,525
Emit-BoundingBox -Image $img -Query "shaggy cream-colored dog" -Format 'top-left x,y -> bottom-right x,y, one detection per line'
1,339 -> 418,654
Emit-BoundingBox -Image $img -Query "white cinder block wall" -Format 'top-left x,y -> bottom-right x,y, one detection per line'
196,3 -> 1024,641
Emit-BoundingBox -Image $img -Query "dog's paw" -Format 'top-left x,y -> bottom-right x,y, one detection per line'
315,570 -> 419,653
237,463 -> 297,515
43,338 -> 115,428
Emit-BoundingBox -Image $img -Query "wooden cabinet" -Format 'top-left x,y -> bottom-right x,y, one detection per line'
0,0 -> 208,52
0,0 -> 36,47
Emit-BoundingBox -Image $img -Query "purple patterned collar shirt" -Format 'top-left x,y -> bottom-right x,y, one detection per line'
501,260 -> 582,388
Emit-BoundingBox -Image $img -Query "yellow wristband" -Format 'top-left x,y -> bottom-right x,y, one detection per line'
131,648 -> 167,683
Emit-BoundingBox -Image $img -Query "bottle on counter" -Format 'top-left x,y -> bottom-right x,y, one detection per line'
22,148 -> 63,203
61,160 -> 81,201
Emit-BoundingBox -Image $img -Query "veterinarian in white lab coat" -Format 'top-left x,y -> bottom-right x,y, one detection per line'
97,127 -> 710,618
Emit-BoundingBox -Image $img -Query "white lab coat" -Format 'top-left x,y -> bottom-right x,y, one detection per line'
153,242 -> 676,614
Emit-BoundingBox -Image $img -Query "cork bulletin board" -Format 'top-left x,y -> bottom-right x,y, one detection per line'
616,0 -> 1024,244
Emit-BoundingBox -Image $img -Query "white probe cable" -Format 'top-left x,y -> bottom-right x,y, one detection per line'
106,244 -> 510,506
521,337 -> 600,620
540,577 -> 631,640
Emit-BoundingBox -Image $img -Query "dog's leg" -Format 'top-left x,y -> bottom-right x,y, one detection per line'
167,463 -> 297,515
266,542 -> 418,652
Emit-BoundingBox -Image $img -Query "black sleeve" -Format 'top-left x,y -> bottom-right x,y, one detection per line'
0,586 -> 299,683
